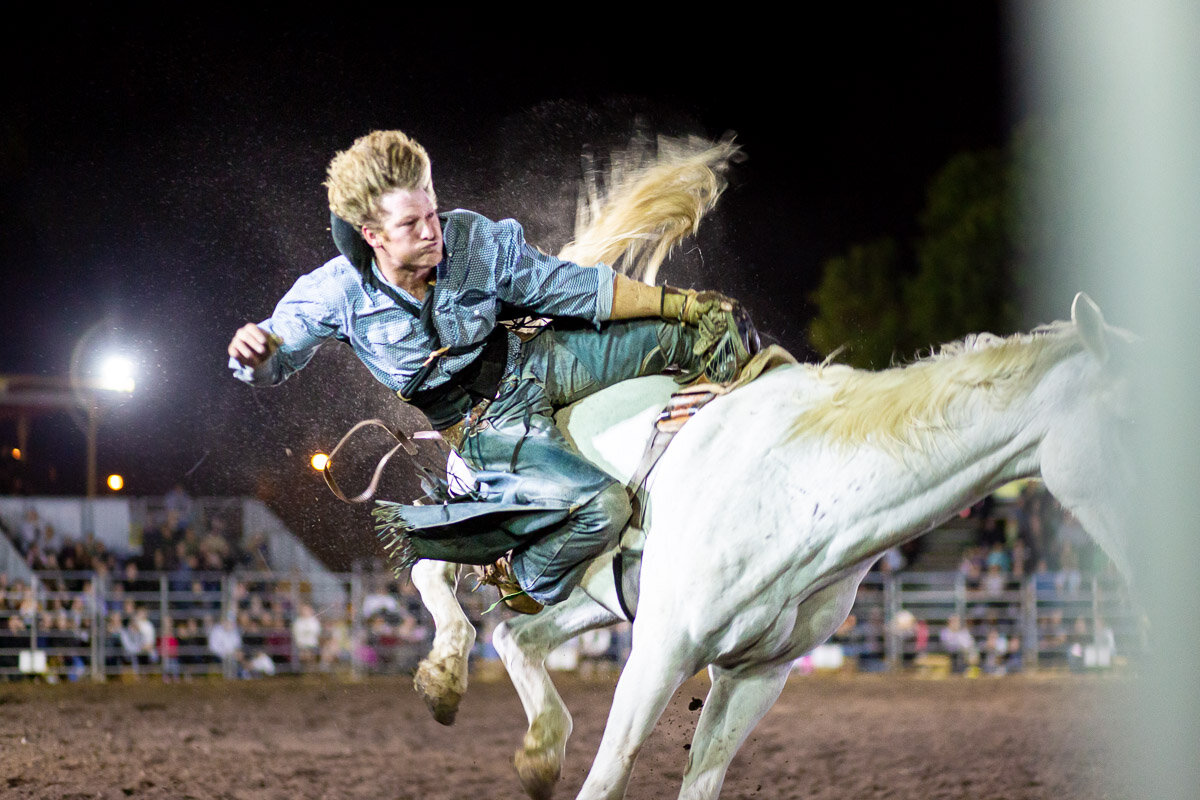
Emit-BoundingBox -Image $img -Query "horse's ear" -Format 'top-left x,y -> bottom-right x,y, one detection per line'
1072,292 -> 1109,364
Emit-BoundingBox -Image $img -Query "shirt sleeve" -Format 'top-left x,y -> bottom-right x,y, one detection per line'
228,268 -> 344,386
494,220 -> 615,326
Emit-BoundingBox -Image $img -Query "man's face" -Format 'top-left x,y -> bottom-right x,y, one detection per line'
362,188 -> 443,274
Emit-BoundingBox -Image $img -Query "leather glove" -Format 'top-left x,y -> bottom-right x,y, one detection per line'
659,287 -> 737,326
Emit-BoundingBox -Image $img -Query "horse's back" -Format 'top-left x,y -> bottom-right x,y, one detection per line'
555,374 -> 680,483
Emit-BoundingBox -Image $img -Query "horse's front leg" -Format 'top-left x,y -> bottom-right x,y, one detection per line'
678,571 -> 865,799
493,557 -> 624,800
410,559 -> 476,725
575,627 -> 698,800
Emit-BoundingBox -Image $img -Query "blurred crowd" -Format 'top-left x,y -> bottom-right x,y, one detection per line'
0,485 -> 451,682
1,481 -> 1135,683
3,485 -> 270,583
825,482 -> 1134,677
0,567 -> 447,682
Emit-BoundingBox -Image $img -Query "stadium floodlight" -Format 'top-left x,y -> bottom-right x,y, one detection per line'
96,354 -> 136,394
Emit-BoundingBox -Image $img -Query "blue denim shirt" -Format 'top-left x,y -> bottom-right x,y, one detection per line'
230,209 -> 616,394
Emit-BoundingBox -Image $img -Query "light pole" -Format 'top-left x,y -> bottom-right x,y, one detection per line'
69,323 -> 136,501
75,355 -> 136,499
0,371 -> 133,500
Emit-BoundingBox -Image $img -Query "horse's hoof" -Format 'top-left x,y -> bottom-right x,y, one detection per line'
514,746 -> 560,800
413,659 -> 463,726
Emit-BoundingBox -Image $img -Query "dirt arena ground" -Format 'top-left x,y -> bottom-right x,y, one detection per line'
0,668 -> 1135,800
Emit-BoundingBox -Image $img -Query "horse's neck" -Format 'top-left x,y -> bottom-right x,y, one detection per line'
772,357 -> 1074,570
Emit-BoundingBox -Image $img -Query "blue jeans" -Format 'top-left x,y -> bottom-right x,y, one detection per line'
460,319 -> 703,604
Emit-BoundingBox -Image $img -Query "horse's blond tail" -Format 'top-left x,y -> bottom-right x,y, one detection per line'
558,134 -> 742,285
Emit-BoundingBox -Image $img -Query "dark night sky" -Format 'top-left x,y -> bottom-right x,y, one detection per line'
0,7 -> 1016,566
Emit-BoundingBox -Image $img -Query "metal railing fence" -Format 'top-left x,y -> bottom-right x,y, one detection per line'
836,570 -> 1141,674
0,568 -> 1140,682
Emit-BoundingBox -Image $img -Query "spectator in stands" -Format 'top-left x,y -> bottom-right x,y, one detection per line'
1005,634 -> 1024,673
1,613 -> 29,679
262,608 -> 291,670
291,603 -> 321,666
159,617 -> 181,681
958,546 -> 984,591
200,518 -> 234,571
984,542 -> 1011,573
103,611 -> 124,671
397,606 -> 429,642
243,593 -> 271,628
1009,538 -> 1030,580
938,614 -> 976,674
164,483 -> 194,530
238,532 -> 271,572
319,615 -> 353,673
208,615 -> 243,675
980,627 -> 1009,675
120,561 -> 156,599
118,608 -> 157,674
69,584 -> 95,629
169,546 -> 196,590
981,563 -> 1007,598
41,609 -> 85,682
177,617 -> 205,674
25,543 -> 59,572
177,528 -> 201,563
238,610 -> 263,662
17,508 -> 42,555
362,580 -> 402,623
1056,541 -> 1083,595
15,585 -> 37,627
56,541 -> 90,588
187,578 -> 220,615
39,524 -> 60,558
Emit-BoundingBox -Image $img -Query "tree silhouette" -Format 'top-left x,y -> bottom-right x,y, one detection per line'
808,128 -> 1036,369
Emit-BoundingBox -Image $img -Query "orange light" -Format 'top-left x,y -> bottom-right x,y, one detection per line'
310,453 -> 329,471
106,474 -> 125,491
10,448 -> 20,460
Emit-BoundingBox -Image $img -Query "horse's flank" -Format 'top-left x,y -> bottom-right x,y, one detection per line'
786,321 -> 1085,456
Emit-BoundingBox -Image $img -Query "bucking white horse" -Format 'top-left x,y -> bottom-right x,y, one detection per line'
407,290 -> 1134,800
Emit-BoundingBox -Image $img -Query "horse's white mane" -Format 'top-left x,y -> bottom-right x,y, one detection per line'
558,133 -> 741,284
788,321 -> 1086,453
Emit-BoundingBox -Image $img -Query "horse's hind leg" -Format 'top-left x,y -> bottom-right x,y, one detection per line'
410,559 -> 476,725
676,662 -> 792,800
493,574 -> 623,800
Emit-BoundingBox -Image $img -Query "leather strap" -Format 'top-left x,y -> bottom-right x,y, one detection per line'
625,384 -> 729,527
321,419 -> 421,504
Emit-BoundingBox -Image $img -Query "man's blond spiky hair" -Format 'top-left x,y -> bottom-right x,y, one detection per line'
324,130 -> 437,230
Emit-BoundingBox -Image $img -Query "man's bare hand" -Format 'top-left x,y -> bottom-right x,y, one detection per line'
228,323 -> 278,368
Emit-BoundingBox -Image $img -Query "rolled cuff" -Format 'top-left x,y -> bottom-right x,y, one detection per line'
228,354 -> 280,386
591,261 -> 616,326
